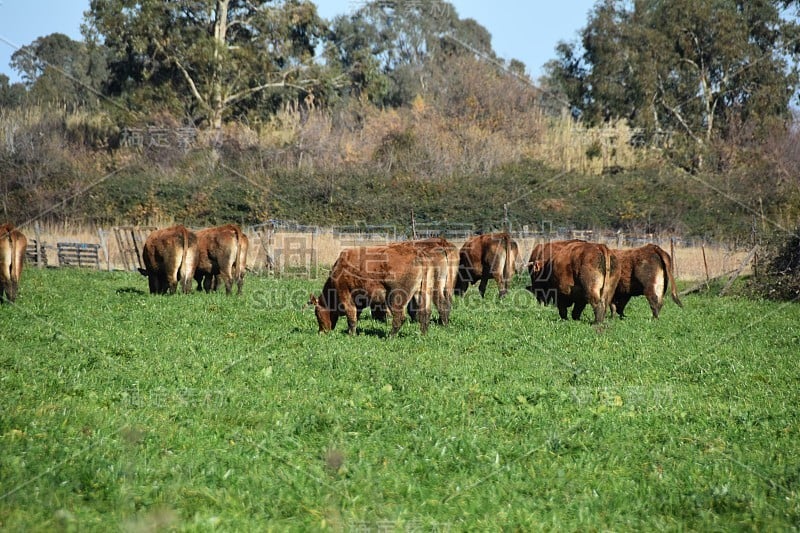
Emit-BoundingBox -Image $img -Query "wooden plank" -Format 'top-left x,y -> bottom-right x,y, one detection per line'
57,242 -> 101,269
719,245 -> 758,296
25,240 -> 48,267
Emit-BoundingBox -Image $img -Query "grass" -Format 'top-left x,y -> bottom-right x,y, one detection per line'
2,268 -> 799,531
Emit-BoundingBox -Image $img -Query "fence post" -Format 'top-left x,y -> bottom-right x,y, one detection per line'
670,237 -> 677,279
98,228 -> 111,271
311,229 -> 318,279
701,244 -> 710,288
34,221 -> 43,268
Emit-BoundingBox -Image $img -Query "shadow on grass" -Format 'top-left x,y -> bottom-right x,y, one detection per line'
115,287 -> 147,295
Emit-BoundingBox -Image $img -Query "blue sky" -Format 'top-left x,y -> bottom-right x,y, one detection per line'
0,0 -> 596,85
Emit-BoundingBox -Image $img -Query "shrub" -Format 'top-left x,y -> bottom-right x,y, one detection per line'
746,225 -> 800,301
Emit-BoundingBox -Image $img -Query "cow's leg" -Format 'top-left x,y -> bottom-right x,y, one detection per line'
371,302 -> 387,322
495,273 -> 508,299
478,275 -> 489,298
340,293 -> 358,335
438,290 -> 451,326
165,264 -> 179,294
416,293 -> 431,335
219,269 -> 234,295
557,298 -> 570,320
1,274 -> 14,302
389,308 -> 406,336
589,294 -> 606,324
644,288 -> 663,318
406,295 -> 418,322
236,272 -> 245,295
572,301 -> 586,320
613,296 -> 631,318
0,275 -> 9,303
388,289 -> 408,336
5,275 -> 17,302
147,273 -> 159,294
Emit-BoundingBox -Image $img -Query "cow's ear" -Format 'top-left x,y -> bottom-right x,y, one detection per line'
308,294 -> 318,306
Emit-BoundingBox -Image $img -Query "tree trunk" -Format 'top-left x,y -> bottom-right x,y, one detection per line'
210,0 -> 229,130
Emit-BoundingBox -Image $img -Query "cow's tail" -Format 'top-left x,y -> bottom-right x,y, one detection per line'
655,246 -> 683,308
2,225 -> 14,282
10,227 -> 22,279
600,244 -> 613,315
179,226 -> 191,293
503,233 -> 515,284
233,226 -> 247,293
2,225 -> 13,274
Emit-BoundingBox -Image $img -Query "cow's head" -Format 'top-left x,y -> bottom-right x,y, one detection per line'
309,293 -> 338,333
527,260 -> 544,275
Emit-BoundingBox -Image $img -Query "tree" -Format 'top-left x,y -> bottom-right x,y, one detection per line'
0,74 -> 26,108
326,0 -> 498,107
84,0 -> 327,128
546,0 -> 800,147
10,33 -> 108,108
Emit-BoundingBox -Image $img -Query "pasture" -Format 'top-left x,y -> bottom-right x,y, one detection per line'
1,267 -> 799,530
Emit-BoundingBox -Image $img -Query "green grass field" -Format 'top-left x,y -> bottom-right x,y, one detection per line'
2,268 -> 799,531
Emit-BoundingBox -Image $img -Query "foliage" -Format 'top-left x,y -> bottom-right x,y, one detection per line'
324,0 -> 517,108
10,32 -> 108,109
746,224 -> 800,301
4,1 -> 800,240
84,0 -> 328,128
545,0 -> 800,150
0,75 -> 27,108
2,269 -> 800,530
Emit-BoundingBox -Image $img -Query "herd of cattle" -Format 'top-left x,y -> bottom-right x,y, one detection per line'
309,232 -> 682,335
1,223 -> 682,334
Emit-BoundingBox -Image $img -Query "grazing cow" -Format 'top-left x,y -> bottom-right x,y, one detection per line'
0,223 -> 27,303
310,243 -> 433,336
455,232 -> 519,298
194,224 -> 249,295
527,240 -> 618,324
374,238 -> 459,325
138,225 -> 198,294
526,239 -> 584,305
610,244 -> 683,318
410,237 -> 459,325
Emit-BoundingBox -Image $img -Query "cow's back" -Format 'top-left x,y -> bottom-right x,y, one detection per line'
0,223 -> 26,302
140,225 -> 197,294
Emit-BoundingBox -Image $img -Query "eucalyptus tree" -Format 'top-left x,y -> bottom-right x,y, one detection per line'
84,0 -> 327,127
10,32 -> 108,108
326,0 -> 501,107
546,0 -> 800,146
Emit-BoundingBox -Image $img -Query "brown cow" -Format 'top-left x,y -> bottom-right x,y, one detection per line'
527,240 -> 618,324
410,237 -> 458,325
0,223 -> 27,303
194,224 -> 249,295
526,239 -> 584,305
610,244 -> 683,318
454,232 -> 519,298
138,225 -> 198,294
310,243 -> 433,336
373,238 -> 459,325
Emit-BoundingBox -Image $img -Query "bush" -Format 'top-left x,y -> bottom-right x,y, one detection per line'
746,226 -> 800,301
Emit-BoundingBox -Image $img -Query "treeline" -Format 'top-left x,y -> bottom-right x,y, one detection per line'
2,1 -> 800,242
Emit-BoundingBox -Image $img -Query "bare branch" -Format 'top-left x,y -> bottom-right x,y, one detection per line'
223,74 -> 317,106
